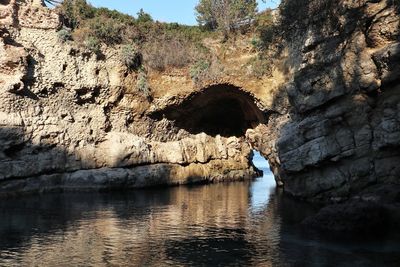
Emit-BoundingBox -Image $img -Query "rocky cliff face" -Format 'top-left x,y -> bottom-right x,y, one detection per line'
271,0 -> 400,203
0,0 -> 267,196
0,0 -> 399,208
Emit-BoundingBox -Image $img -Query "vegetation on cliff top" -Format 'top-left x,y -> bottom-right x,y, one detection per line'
195,0 -> 258,37
57,0 -> 213,71
56,0 -> 278,81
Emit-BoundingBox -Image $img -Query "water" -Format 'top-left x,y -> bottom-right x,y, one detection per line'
0,154 -> 399,266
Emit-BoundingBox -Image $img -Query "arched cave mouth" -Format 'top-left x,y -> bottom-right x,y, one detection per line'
151,84 -> 268,137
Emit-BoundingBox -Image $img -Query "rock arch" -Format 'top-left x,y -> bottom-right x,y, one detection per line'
150,83 -> 280,185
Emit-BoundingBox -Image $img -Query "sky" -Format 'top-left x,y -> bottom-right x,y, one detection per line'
252,151 -> 270,169
89,0 -> 280,26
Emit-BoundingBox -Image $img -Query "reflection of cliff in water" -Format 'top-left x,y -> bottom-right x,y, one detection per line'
0,175 -> 283,266
1,175 -> 400,266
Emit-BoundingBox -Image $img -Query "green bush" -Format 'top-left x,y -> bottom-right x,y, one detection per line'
95,8 -> 136,25
86,17 -> 124,45
136,71 -> 150,98
136,8 -> 153,23
250,37 -> 262,50
85,36 -> 101,54
59,0 -> 96,29
252,9 -> 275,51
195,0 -> 257,34
121,44 -> 142,70
57,27 -> 72,42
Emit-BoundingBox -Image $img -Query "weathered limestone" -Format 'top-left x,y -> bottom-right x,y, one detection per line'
269,0 -> 400,202
0,0 -> 262,195
0,159 -> 259,197
0,0 -> 399,208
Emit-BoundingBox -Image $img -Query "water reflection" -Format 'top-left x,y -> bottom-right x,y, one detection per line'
0,171 -> 399,266
0,174 -> 280,266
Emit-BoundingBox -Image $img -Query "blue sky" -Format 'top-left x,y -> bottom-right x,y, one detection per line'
252,150 -> 270,169
89,0 -> 280,25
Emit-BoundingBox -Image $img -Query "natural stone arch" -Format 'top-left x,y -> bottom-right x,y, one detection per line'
150,83 -> 280,185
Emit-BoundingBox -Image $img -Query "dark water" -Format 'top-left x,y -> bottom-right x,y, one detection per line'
0,154 -> 400,266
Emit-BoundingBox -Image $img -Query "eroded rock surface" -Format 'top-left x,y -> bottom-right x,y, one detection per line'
271,0 -> 400,202
0,0 -> 264,195
0,0 -> 399,208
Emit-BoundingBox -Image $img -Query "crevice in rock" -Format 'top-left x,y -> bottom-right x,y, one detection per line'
75,86 -> 101,105
3,143 -> 25,159
0,0 -> 11,5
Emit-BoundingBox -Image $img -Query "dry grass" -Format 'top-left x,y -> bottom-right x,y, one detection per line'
143,38 -> 196,71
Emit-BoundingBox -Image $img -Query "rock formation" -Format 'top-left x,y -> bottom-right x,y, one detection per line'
0,0 -> 399,217
0,0 -> 265,196
272,0 -> 400,203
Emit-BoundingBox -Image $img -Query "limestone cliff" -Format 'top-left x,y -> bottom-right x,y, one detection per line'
270,0 -> 400,203
0,0 -> 399,212
0,0 -> 266,195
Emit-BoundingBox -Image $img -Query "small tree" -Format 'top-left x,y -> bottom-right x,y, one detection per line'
59,0 -> 96,29
195,0 -> 257,35
136,8 -> 153,23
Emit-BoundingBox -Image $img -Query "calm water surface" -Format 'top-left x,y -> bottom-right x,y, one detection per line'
0,154 -> 399,266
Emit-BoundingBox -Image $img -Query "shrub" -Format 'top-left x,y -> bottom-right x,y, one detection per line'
195,0 -> 257,34
57,27 -> 72,42
136,70 -> 150,98
86,16 -> 124,45
254,9 -> 275,49
95,7 -> 136,25
250,37 -> 262,50
143,37 -> 194,71
142,41 -> 165,70
247,56 -> 271,78
121,44 -> 142,70
190,59 -> 210,81
136,8 -> 153,23
85,36 -> 101,54
190,59 -> 224,84
59,0 -> 96,29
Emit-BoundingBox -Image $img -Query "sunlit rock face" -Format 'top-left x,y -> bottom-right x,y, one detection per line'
0,0 -> 399,205
0,0 -> 267,195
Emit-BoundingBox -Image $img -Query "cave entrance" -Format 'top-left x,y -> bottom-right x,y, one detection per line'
151,84 -> 268,137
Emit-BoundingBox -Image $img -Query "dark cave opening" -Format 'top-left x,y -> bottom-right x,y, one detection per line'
151,84 -> 268,137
